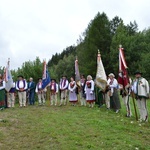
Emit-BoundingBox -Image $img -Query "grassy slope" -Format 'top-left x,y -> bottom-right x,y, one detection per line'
0,98 -> 150,150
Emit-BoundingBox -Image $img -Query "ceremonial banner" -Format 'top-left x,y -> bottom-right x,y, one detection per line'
118,45 -> 129,88
75,58 -> 81,87
95,50 -> 107,91
42,61 -> 51,89
4,59 -> 14,92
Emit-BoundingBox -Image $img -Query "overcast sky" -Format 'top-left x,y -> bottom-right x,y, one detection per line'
0,0 -> 150,70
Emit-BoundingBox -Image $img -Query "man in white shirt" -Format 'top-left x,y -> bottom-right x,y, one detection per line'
59,75 -> 69,106
132,71 -> 149,122
35,78 -> 45,105
16,75 -> 27,107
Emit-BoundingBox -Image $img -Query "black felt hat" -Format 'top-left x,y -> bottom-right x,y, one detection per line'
134,71 -> 142,75
51,79 -> 56,82
17,75 -> 24,78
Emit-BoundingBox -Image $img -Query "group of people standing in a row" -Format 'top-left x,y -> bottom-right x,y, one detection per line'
0,71 -> 149,122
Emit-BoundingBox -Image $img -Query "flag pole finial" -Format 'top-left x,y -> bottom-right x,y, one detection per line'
98,49 -> 101,57
76,55 -> 78,60
119,44 -> 122,48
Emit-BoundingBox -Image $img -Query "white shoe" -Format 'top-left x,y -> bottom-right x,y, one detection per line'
116,110 -> 119,113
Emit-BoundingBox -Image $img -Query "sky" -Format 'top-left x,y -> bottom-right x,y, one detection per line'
0,0 -> 150,70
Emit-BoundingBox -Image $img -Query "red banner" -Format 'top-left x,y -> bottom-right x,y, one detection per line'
118,46 -> 129,88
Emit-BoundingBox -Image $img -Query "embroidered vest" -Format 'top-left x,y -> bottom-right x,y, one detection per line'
50,83 -> 56,92
86,81 -> 91,88
17,80 -> 26,90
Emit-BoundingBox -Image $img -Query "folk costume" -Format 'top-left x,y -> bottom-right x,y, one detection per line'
35,79 -> 45,105
59,77 -> 69,106
84,75 -> 95,108
119,78 -> 132,117
16,76 -> 28,107
95,86 -> 104,107
0,78 -> 6,109
7,82 -> 16,108
104,85 -> 111,109
28,79 -> 35,105
107,73 -> 121,113
95,50 -> 108,108
50,80 -> 58,106
80,77 -> 86,106
68,80 -> 77,105
132,71 -> 149,122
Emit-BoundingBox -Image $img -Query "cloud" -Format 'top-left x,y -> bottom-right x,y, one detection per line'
0,0 -> 149,70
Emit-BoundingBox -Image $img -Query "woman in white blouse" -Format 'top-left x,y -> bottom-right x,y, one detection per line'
107,73 -> 121,113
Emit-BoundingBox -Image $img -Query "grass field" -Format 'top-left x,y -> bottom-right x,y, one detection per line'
0,97 -> 150,150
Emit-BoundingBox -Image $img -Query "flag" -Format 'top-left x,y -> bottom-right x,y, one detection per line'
75,57 -> 81,87
42,61 -> 51,89
118,45 -> 129,88
4,59 -> 14,92
95,50 -> 107,92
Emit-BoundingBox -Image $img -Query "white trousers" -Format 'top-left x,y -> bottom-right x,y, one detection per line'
105,92 -> 110,109
80,92 -> 86,106
50,93 -> 57,105
7,92 -> 15,107
123,95 -> 132,116
60,90 -> 68,105
37,92 -> 45,105
137,98 -> 148,122
18,91 -> 26,107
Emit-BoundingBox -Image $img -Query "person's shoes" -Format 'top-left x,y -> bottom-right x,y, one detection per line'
115,110 -> 119,113
138,119 -> 143,122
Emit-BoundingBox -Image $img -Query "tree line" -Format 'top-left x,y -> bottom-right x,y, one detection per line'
1,12 -> 150,82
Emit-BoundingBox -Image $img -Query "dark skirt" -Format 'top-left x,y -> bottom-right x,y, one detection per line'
95,87 -> 104,107
110,89 -> 121,110
0,89 -> 6,108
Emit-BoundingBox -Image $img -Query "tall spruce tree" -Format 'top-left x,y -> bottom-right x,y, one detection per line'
77,12 -> 112,77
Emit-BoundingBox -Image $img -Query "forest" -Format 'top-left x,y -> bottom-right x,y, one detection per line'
1,12 -> 150,82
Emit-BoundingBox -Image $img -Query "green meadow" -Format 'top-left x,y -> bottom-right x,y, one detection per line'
0,98 -> 150,150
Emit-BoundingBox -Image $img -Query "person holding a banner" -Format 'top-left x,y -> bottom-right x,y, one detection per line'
84,75 -> 95,108
118,70 -> 132,117
132,71 -> 149,122
118,45 -> 132,116
0,74 -> 6,110
80,75 -> 86,106
7,82 -> 16,108
35,78 -> 46,106
95,50 -> 108,108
